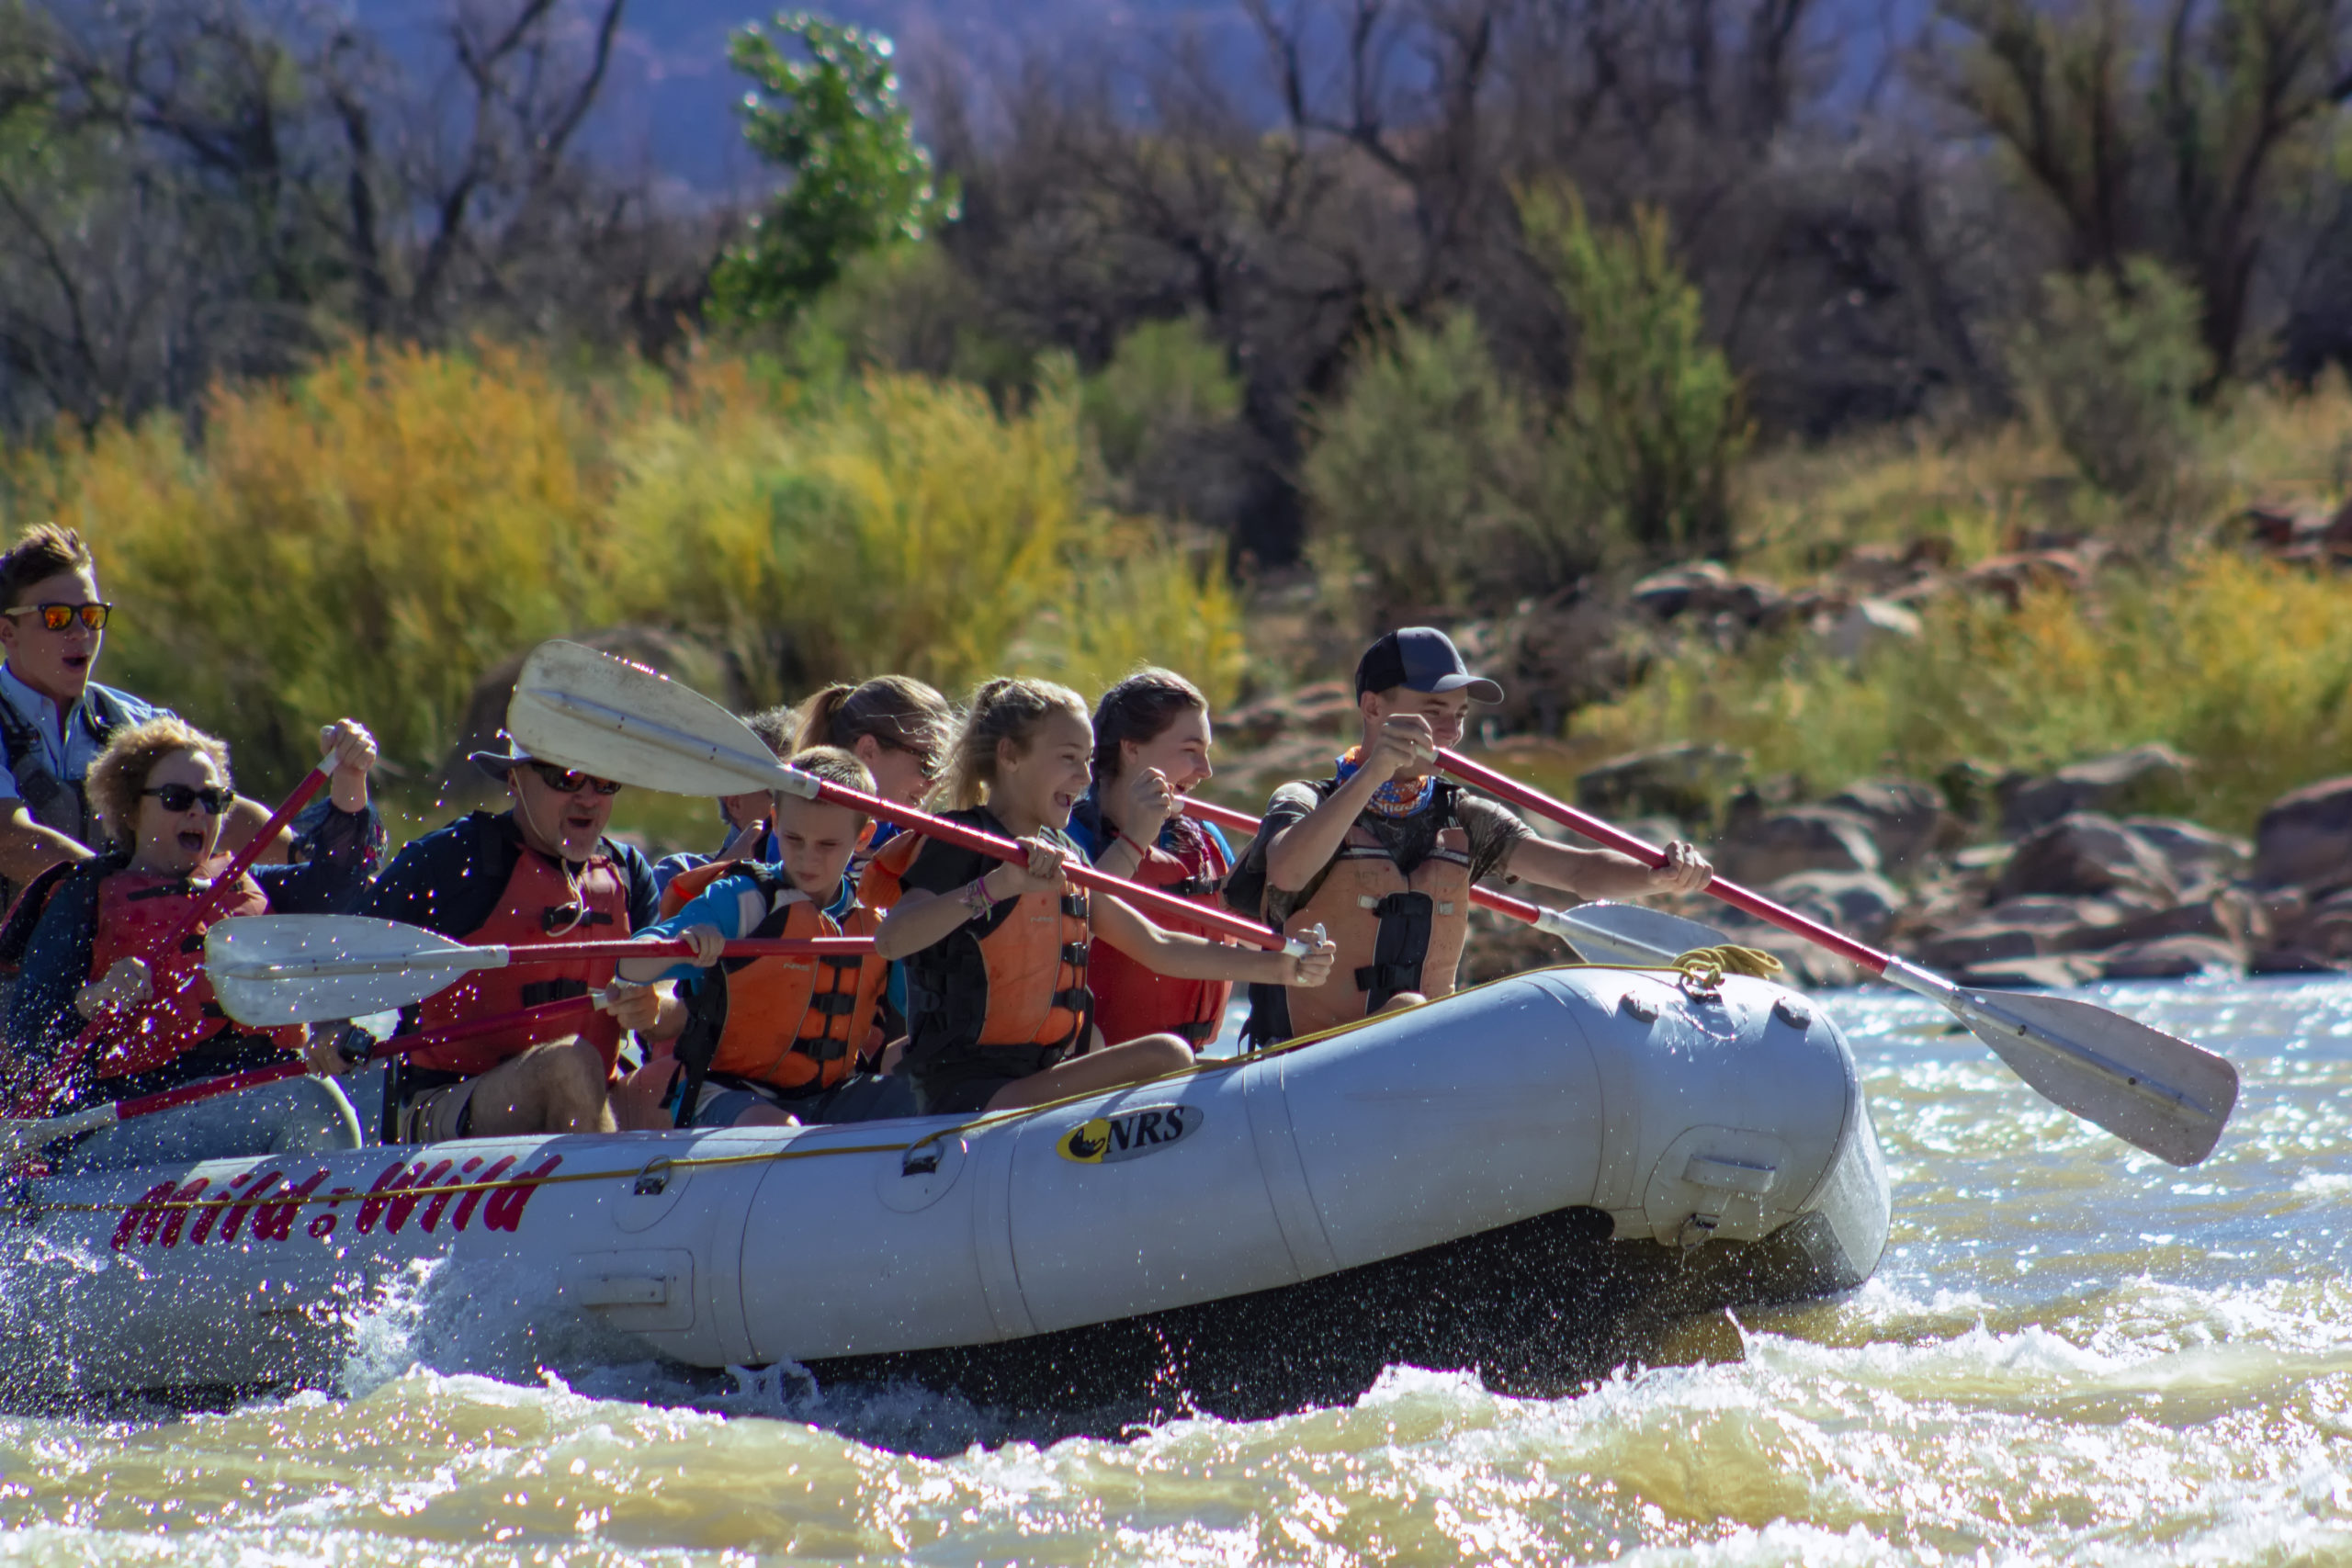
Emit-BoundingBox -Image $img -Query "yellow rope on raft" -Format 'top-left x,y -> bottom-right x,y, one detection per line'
31,949 -> 1800,1217
1671,945 -> 1786,985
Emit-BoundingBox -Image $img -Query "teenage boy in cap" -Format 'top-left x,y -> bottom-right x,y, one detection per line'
339,740 -> 678,1141
1226,626 -> 1713,1045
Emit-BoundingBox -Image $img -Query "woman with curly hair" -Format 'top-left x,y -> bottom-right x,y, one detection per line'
0,714 -> 384,1170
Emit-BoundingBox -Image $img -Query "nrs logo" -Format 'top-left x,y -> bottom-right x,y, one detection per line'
1056,1105 -> 1204,1165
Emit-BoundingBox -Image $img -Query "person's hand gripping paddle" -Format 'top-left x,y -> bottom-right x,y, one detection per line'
1433,748 -> 2239,1167
502,641 -> 1314,957
1176,795 -> 1738,967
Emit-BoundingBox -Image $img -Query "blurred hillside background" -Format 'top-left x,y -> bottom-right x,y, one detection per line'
2,0 -> 2350,873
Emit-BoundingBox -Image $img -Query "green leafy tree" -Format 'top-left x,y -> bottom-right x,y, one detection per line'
710,13 -> 959,326
1520,184 -> 1749,562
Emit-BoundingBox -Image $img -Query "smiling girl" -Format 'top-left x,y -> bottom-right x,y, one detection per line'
1068,669 -> 1238,1049
0,715 -> 383,1169
866,678 -> 1335,1116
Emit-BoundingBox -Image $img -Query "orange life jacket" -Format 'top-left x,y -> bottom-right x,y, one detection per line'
84,864 -> 308,1083
865,815 -> 1093,1066
1088,827 -> 1234,1046
1279,788 -> 1473,1039
659,861 -> 888,1116
410,842 -> 631,1077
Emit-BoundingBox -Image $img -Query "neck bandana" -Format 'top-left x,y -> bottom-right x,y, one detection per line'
1335,746 -> 1436,818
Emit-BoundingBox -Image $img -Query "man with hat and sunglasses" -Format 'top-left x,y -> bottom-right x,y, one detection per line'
1225,626 -> 1713,1047
0,524 -> 287,911
345,739 -> 676,1143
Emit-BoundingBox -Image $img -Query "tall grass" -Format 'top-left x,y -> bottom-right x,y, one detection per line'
0,342 -> 1243,805
1574,549 -> 2352,830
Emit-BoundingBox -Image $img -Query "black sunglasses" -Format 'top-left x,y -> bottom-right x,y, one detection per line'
527,761 -> 623,796
6,601 -> 110,633
144,783 -> 233,815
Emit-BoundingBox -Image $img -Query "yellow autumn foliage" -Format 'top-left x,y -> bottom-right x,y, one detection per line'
0,343 -> 1243,804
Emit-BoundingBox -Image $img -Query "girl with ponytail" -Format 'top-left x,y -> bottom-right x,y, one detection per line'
865,678 -> 1333,1116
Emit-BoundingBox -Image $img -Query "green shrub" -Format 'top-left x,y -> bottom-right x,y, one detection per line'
1081,316 -> 1242,476
2009,257 -> 2211,499
785,243 -> 1029,391
1301,310 -> 1570,613
1519,184 -> 1749,562
608,353 -> 1247,710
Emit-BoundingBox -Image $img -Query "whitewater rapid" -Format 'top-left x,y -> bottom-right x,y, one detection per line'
2,974 -> 2347,1564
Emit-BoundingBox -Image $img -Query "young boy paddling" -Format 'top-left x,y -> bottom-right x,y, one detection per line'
611,748 -> 911,1129
1229,627 -> 1713,1045
865,678 -> 1337,1115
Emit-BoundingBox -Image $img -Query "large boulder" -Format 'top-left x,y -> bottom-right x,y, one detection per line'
1994,813 -> 2180,905
2121,817 -> 2253,897
1914,895 -> 2126,970
1629,561 -> 1785,626
1714,806 -> 1882,886
2253,776 -> 2352,892
1997,744 -> 2192,835
1826,777 -> 1956,874
1221,681 -> 1359,747
1765,869 -> 1905,947
2096,935 -> 2245,980
1576,744 -> 1748,826
2053,892 -> 2257,954
1818,598 -> 1923,663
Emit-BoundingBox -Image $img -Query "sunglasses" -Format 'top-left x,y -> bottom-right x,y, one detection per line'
526,761 -> 623,796
6,601 -> 111,633
143,784 -> 233,815
880,735 -> 945,783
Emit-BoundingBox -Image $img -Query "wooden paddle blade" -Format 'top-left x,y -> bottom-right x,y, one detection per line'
1949,987 -> 2239,1167
207,914 -> 492,1025
508,640 -> 786,796
1543,901 -> 1736,966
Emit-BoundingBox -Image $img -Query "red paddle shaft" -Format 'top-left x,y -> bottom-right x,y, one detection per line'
26,760 -> 339,1116
462,936 -> 870,967
11,997 -> 596,1147
1434,748 -> 1896,977
1177,795 -> 1558,929
785,776 -> 1297,952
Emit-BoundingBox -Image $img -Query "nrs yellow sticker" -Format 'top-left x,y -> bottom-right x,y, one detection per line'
1055,1105 -> 1204,1164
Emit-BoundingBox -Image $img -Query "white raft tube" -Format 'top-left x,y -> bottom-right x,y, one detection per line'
0,964 -> 1888,1394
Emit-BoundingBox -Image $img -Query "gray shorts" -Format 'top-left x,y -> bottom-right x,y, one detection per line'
693,1071 -> 917,1127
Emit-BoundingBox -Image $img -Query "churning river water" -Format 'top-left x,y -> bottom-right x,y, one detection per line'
3,974 -> 2349,1565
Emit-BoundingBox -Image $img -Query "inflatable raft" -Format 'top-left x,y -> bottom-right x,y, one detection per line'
0,962 -> 1888,1412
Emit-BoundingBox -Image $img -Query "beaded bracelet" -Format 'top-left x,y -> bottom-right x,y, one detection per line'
960,876 -> 995,920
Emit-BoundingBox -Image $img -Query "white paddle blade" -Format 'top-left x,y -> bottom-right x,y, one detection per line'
1541,902 -> 1736,966
1951,987 -> 2239,1168
507,641 -> 793,798
207,914 -> 495,1025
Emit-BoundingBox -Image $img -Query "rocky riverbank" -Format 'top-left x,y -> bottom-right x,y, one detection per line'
1205,688 -> 2352,990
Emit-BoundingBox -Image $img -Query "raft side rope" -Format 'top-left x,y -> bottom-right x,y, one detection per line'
37,953 -> 1786,1217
